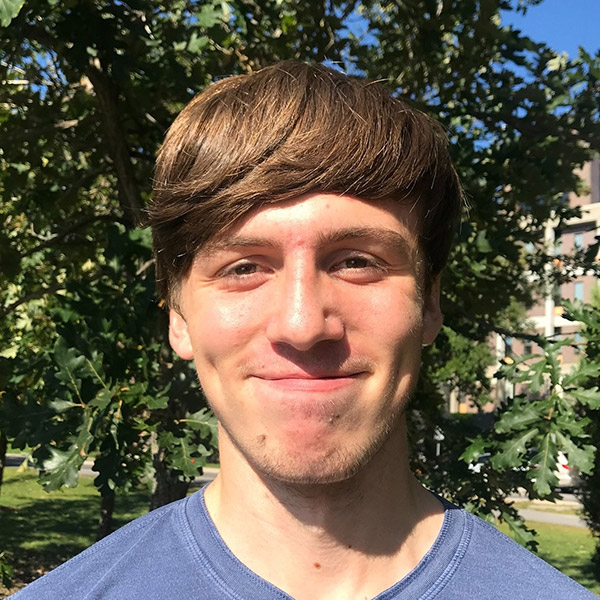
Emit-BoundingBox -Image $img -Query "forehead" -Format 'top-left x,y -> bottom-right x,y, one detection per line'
199,193 -> 421,253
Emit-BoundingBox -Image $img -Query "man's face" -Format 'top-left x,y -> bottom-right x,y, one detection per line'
169,193 -> 442,484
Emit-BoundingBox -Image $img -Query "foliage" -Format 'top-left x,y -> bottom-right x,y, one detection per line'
0,0 -> 599,552
0,550 -> 13,591
429,325 -> 496,406
0,0 -> 24,27
564,300 -> 600,578
462,334 -> 596,487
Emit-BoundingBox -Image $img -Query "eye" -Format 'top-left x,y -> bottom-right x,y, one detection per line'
330,254 -> 384,271
218,260 -> 263,279
329,253 -> 388,282
229,262 -> 259,276
336,256 -> 373,269
215,259 -> 271,290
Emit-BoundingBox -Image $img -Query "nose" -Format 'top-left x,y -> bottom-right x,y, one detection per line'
265,262 -> 344,351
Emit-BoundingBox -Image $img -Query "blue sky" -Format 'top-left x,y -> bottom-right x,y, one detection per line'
501,0 -> 600,58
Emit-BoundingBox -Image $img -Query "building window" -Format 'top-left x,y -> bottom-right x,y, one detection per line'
574,232 -> 584,250
555,235 -> 562,256
524,339 -> 533,355
505,336 -> 513,357
574,281 -> 584,301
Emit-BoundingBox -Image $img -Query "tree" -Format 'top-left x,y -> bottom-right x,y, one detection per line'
564,299 -> 600,577
1,0 -> 599,559
0,0 -> 359,536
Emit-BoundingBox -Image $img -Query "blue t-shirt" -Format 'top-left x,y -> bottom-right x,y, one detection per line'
10,488 -> 597,599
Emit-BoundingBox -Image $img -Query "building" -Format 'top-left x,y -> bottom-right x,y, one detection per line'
444,158 -> 600,413
488,157 -> 600,407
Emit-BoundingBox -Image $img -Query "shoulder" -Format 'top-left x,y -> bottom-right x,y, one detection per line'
9,495 -> 197,600
439,505 -> 597,599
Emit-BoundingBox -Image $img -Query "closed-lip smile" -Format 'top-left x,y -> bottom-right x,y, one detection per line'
254,371 -> 366,380
252,372 -> 366,392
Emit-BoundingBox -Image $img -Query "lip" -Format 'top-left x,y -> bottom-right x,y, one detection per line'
252,373 -> 365,393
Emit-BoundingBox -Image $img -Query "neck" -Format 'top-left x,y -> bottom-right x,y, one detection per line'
203,420 -> 444,600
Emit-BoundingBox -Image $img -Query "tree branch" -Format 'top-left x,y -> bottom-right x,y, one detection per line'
22,214 -> 128,259
1,283 -> 65,318
442,295 -> 548,346
85,59 -> 144,228
1,271 -> 106,319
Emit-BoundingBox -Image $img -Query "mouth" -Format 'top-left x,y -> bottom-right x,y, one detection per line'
252,373 -> 366,393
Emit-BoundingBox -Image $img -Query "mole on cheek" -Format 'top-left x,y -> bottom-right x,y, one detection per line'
313,562 -> 321,569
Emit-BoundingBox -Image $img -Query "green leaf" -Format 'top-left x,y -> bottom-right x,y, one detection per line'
157,430 -> 210,479
554,413 -> 590,438
0,0 -> 24,27
528,358 -> 547,394
52,337 -> 88,396
500,510 -> 538,550
569,386 -> 600,409
181,408 -> 218,443
494,403 -> 541,434
40,446 -> 85,490
187,32 -> 209,54
48,398 -> 79,413
529,435 -> 558,497
546,53 -> 567,72
194,3 -> 223,28
88,387 -> 114,409
459,436 -> 487,464
557,433 -> 595,475
491,428 -> 538,470
145,395 -> 169,409
0,345 -> 18,358
0,551 -> 14,589
475,230 -> 492,253
561,359 -> 599,388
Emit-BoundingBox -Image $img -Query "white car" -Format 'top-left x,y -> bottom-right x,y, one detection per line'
555,451 -> 581,491
468,451 -> 580,491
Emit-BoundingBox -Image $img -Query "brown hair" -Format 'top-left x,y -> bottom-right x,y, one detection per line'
148,61 -> 462,304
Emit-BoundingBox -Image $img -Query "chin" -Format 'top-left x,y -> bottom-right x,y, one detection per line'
248,435 -> 387,488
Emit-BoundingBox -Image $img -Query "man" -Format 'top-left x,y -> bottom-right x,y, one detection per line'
13,62 -> 595,599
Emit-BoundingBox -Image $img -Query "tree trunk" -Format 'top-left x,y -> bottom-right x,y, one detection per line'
0,430 -> 7,497
97,487 -> 116,540
150,446 -> 190,511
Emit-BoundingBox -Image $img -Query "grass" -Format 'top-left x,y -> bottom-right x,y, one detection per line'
1,470 -> 599,597
529,521 -> 600,595
498,519 -> 600,595
0,469 -> 149,597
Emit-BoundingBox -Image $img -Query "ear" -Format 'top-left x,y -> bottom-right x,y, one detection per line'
169,308 -> 194,360
422,276 -> 443,345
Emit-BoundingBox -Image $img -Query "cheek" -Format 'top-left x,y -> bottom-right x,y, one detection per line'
187,294 -> 261,361
358,291 -> 424,372
346,284 -> 422,335
386,314 -> 423,363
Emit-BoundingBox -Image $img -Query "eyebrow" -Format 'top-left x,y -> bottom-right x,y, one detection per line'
317,227 -> 415,256
198,226 -> 415,257
198,236 -> 278,257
